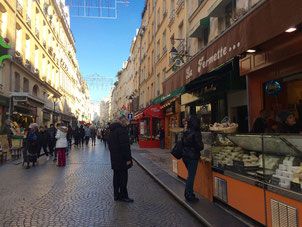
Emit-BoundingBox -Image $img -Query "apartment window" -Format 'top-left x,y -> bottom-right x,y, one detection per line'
23,78 -> 29,92
42,55 -> 46,76
178,21 -> 184,39
162,30 -> 167,53
163,0 -> 166,14
34,46 -> 39,69
16,25 -> 22,53
151,83 -> 154,99
156,40 -> 160,61
25,35 -> 30,60
156,73 -> 160,96
27,0 -> 32,17
225,0 -> 236,28
171,0 -> 175,13
14,72 -> 21,92
33,84 -> 39,96
0,5 -> 8,37
163,68 -> 167,80
157,8 -> 161,27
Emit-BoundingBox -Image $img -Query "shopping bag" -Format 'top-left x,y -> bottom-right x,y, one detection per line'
170,140 -> 183,159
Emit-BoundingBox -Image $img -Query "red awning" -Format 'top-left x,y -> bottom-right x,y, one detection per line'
134,104 -> 163,119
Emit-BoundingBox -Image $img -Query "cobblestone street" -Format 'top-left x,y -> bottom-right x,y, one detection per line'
0,141 -> 202,227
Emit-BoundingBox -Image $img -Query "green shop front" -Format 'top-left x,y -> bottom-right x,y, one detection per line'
152,87 -> 185,149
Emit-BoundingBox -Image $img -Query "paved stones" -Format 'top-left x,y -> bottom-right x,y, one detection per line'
0,142 -> 202,226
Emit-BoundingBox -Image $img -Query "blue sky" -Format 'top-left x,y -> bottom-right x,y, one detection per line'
70,1 -> 145,101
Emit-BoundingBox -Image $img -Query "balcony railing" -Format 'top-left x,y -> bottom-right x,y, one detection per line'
35,28 -> 39,38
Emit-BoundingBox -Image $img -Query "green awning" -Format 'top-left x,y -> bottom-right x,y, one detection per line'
0,95 -> 9,107
190,17 -> 210,38
152,86 -> 185,104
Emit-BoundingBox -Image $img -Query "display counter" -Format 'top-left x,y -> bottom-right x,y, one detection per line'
176,133 -> 302,226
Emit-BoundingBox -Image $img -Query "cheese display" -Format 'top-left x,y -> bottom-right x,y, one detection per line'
272,157 -> 302,190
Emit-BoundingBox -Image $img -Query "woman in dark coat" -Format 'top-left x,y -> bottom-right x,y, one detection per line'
182,115 -> 203,202
26,123 -> 39,168
277,111 -> 301,133
38,126 -> 49,158
108,115 -> 133,203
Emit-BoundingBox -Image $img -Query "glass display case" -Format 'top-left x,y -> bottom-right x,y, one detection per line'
210,133 -> 302,195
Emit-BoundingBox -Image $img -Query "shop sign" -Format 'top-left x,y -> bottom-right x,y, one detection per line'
128,113 -> 133,121
164,0 -> 302,95
203,84 -> 217,94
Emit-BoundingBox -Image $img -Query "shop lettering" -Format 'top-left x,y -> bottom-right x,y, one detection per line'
198,42 -> 240,73
185,66 -> 193,81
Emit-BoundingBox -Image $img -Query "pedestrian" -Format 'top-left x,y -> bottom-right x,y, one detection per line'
79,125 -> 85,146
90,125 -> 97,146
108,114 -> 134,202
159,127 -> 165,149
26,123 -> 40,168
101,128 -> 105,143
277,111 -> 301,133
182,115 -> 203,202
103,125 -> 110,148
66,124 -> 73,154
38,126 -> 49,159
47,124 -> 57,161
84,125 -> 90,146
97,127 -> 102,140
55,123 -> 68,167
74,126 -> 80,147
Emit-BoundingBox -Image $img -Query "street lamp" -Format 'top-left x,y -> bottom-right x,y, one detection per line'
52,96 -> 58,125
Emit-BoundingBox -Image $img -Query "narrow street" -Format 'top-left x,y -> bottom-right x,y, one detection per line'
0,141 -> 202,227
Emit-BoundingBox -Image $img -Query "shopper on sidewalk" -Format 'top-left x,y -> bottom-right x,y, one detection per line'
84,125 -> 90,146
79,125 -> 85,146
90,124 -> 97,146
47,124 -> 57,161
182,115 -> 203,202
159,127 -> 165,149
26,123 -> 39,168
38,126 -> 49,159
55,123 -> 68,167
108,114 -> 133,203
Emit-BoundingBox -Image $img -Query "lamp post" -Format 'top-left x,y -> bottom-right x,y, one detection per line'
52,97 -> 58,125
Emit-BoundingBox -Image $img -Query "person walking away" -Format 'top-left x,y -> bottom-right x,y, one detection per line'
26,123 -> 40,168
38,126 -> 49,160
74,126 -> 80,147
103,126 -> 110,148
79,125 -> 85,147
84,125 -> 90,146
97,127 -> 102,140
182,115 -> 203,202
101,128 -> 105,143
90,125 -> 97,146
47,124 -> 57,161
277,111 -> 301,133
66,125 -> 73,155
159,127 -> 165,149
55,123 -> 68,167
108,114 -> 134,202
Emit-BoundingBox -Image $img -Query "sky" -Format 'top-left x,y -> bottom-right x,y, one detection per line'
69,1 -> 145,101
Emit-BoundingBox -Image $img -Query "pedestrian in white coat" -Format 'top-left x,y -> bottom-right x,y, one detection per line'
55,123 -> 68,167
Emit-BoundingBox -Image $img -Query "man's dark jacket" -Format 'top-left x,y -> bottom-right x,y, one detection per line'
108,122 -> 132,170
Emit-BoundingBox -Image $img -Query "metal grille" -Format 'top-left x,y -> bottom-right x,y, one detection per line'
270,199 -> 298,227
214,177 -> 228,203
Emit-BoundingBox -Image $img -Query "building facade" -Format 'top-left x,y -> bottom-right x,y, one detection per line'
0,0 -> 90,129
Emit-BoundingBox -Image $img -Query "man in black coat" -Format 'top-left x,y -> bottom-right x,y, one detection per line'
108,115 -> 134,203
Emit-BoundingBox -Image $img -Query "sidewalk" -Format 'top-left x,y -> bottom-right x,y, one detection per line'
131,144 -> 256,227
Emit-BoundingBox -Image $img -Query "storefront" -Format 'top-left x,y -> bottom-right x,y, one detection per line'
166,0 -> 302,226
42,108 -> 52,126
181,58 -> 248,132
152,87 -> 185,149
134,104 -> 164,148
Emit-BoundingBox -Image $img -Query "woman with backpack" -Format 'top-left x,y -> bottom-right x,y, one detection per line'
182,115 -> 203,202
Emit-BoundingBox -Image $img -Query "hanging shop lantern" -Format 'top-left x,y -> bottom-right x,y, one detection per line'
265,80 -> 282,96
